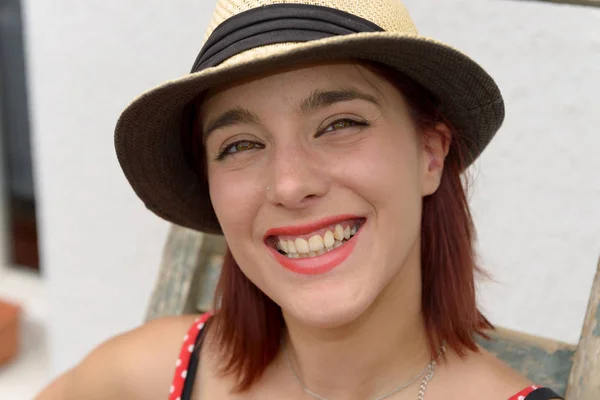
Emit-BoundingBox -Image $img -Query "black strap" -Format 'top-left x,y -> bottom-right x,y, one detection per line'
191,3 -> 384,72
525,387 -> 564,400
180,318 -> 212,400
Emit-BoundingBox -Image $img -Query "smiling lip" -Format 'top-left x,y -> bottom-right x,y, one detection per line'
264,214 -> 363,238
264,214 -> 365,275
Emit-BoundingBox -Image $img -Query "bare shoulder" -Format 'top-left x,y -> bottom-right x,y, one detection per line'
430,347 -> 533,400
476,348 -> 534,393
36,315 -> 200,400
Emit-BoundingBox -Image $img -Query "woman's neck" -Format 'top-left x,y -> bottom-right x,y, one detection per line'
281,248 -> 431,400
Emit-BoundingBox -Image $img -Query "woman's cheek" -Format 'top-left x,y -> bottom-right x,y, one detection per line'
210,169 -> 260,229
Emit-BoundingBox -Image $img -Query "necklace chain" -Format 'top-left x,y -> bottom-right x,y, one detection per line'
282,342 -> 444,400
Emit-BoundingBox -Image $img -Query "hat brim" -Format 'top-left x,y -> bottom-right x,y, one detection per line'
114,32 -> 504,234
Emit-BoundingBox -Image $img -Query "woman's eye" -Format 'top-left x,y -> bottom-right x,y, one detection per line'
322,119 -> 367,134
216,140 -> 263,160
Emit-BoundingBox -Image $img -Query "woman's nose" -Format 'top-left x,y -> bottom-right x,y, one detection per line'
265,145 -> 330,209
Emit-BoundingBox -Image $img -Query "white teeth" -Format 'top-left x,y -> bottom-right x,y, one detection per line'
280,238 -> 347,258
279,239 -> 289,253
323,230 -> 335,248
295,238 -> 310,254
333,224 -> 345,241
308,235 -> 324,252
275,221 -> 363,258
287,240 -> 297,253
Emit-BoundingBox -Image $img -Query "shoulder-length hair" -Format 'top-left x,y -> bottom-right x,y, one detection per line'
186,61 -> 492,392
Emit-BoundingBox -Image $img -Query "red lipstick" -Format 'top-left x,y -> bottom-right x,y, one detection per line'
264,215 -> 365,275
264,214 -> 363,238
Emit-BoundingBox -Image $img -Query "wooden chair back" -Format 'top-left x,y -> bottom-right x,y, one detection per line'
146,225 -> 600,399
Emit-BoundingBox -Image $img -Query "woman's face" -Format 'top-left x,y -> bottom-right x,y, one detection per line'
201,62 -> 448,328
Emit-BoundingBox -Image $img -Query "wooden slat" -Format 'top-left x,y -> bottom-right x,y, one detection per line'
145,225 -> 205,321
194,236 -> 226,312
478,329 -> 576,396
566,257 -> 600,400
195,253 -> 224,312
145,226 -> 226,321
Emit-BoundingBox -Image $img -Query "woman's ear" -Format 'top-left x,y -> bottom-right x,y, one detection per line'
421,122 -> 451,196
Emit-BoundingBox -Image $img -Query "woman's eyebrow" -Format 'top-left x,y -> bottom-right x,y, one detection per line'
203,107 -> 260,143
300,88 -> 383,114
203,88 -> 381,142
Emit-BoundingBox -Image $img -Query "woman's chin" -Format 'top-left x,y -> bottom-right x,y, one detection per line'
282,290 -> 374,330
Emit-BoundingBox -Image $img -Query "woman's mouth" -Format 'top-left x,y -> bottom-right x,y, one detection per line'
264,216 -> 366,275
268,219 -> 363,259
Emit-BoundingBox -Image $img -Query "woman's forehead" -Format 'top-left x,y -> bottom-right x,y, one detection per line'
200,62 -> 392,114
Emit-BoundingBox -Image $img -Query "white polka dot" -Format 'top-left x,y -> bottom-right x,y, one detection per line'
197,323 -> 205,330
176,397 -> 181,400
181,370 -> 187,379
188,344 -> 195,352
183,333 -> 189,342
170,385 -> 175,394
518,396 -> 525,400
176,358 -> 181,367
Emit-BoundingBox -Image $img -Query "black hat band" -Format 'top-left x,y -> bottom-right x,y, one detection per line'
191,3 -> 385,72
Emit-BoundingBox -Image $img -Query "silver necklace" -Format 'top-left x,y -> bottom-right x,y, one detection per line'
282,343 -> 444,400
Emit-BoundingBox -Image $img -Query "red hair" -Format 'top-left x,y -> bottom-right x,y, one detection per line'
188,62 -> 492,391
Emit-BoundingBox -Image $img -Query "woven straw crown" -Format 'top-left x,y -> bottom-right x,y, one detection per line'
201,0 -> 418,68
114,0 -> 504,234
205,0 -> 417,38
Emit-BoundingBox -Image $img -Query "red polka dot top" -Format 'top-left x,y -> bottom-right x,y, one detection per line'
168,313 -> 563,400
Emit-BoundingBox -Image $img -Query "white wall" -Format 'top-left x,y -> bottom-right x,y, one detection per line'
23,0 -> 599,376
23,0 -> 212,374
403,0 -> 600,345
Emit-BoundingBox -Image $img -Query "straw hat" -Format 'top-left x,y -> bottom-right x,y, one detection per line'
114,0 -> 504,234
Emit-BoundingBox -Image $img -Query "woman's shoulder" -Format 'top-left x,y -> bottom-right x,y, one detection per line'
429,347 -> 536,400
98,314 -> 204,399
454,348 -> 561,399
36,314 -> 202,400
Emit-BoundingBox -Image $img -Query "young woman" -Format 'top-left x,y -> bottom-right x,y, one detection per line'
37,1 -> 563,399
